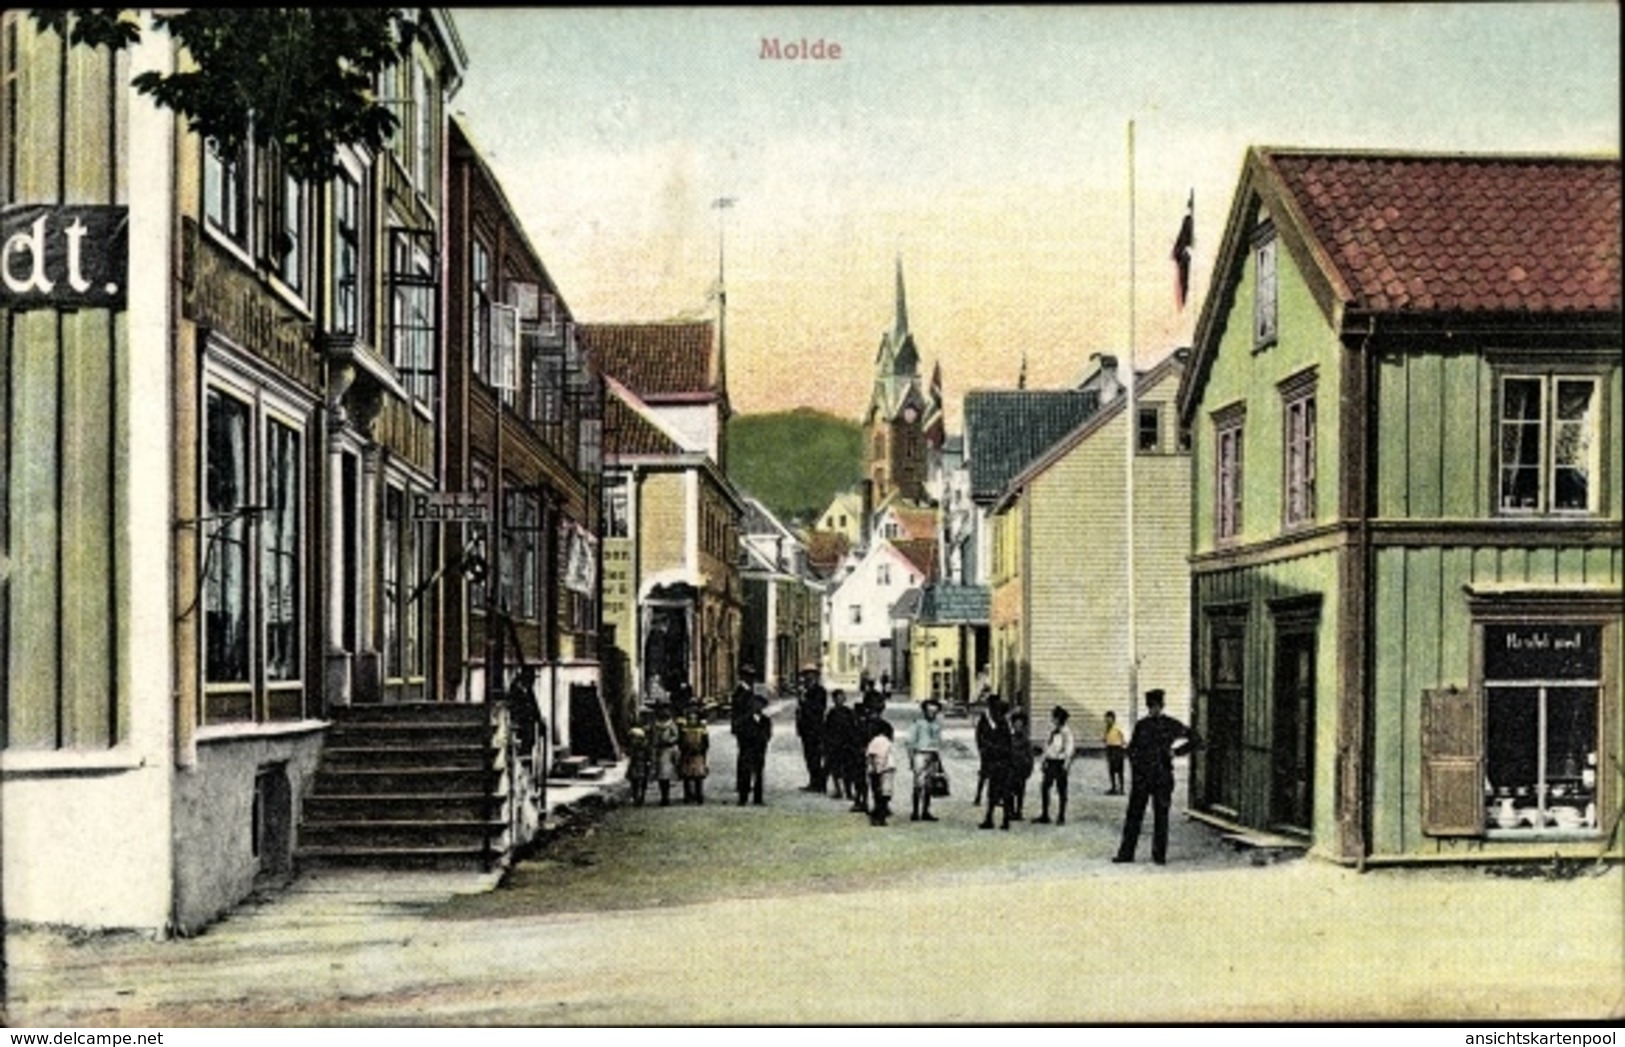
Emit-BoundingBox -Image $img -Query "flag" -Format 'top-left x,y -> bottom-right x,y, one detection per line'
1171,190 -> 1194,309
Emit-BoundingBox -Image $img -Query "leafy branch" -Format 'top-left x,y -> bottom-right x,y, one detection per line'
28,8 -> 421,182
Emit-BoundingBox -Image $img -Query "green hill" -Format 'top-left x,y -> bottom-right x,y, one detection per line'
727,408 -> 861,527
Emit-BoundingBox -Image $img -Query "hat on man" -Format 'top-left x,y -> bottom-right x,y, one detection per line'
921,698 -> 943,713
1145,688 -> 1166,708
1051,705 -> 1070,722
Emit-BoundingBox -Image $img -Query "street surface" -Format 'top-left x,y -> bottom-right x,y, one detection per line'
6,698 -> 1622,1025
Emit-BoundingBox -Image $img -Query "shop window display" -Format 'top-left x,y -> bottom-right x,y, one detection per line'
1483,623 -> 1601,834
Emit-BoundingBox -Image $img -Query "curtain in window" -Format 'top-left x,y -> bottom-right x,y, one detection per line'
205,392 -> 251,685
264,420 -> 300,682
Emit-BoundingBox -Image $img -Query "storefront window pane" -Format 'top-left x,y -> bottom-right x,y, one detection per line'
1483,624 -> 1601,833
263,420 -> 300,682
204,391 -> 251,685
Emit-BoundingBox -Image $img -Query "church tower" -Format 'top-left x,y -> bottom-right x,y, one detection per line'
864,257 -> 930,504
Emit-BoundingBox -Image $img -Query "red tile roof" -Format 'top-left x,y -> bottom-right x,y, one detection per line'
604,385 -> 684,458
579,322 -> 719,400
1265,151 -> 1621,315
890,538 -> 939,583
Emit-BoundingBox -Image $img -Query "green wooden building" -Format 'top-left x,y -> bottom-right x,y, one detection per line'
1177,148 -> 1621,864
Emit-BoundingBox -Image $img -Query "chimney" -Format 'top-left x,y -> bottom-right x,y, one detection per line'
1090,352 -> 1121,404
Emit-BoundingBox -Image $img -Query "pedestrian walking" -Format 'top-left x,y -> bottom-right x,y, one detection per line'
626,711 -> 653,807
978,696 -> 1015,830
1035,706 -> 1075,825
651,703 -> 680,808
824,688 -> 860,800
1113,689 -> 1198,865
796,667 -> 828,792
677,708 -> 710,804
906,698 -> 946,822
735,692 -> 773,806
1007,708 -> 1035,821
1103,709 -> 1127,795
865,716 -> 897,826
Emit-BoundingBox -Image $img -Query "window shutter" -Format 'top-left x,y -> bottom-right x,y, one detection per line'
1421,686 -> 1484,837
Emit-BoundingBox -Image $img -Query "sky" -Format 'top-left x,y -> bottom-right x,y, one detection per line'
448,5 -> 1620,428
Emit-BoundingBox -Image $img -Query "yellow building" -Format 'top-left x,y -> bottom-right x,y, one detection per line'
586,323 -> 743,711
989,351 -> 1191,743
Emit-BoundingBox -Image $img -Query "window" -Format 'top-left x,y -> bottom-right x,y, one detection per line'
467,460 -> 490,611
1482,623 -> 1602,835
849,605 -> 863,625
877,562 -> 891,585
382,483 -> 426,693
331,170 -> 362,337
1137,405 -> 1162,454
505,490 -> 541,620
1253,224 -> 1278,349
491,301 -> 519,407
204,140 -> 247,245
1498,374 -> 1600,514
471,240 -> 492,382
1214,405 -> 1246,542
1281,371 -> 1317,529
389,227 -> 438,406
201,383 -> 307,724
604,478 -> 629,539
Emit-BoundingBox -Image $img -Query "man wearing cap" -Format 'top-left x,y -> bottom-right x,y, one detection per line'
1113,688 -> 1198,864
735,691 -> 773,806
906,698 -> 946,822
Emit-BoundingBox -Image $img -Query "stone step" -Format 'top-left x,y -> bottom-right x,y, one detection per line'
299,819 -> 508,850
295,845 -> 501,871
326,722 -> 493,748
552,755 -> 593,777
310,766 -> 503,796
302,793 -> 501,823
318,744 -> 493,771
329,702 -> 492,725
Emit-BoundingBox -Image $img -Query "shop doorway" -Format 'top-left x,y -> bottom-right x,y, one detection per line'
1271,627 -> 1316,831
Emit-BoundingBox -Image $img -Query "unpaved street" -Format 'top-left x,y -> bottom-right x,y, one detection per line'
7,701 -> 1622,1025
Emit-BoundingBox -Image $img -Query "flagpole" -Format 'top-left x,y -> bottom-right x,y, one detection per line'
1126,120 -> 1139,730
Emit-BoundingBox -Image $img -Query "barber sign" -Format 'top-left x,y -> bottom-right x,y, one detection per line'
1,204 -> 129,311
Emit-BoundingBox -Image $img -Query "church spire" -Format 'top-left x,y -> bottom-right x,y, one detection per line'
893,253 -> 909,344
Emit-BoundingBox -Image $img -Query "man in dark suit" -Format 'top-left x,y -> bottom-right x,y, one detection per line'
1113,688 -> 1197,865
795,667 -> 829,792
735,692 -> 773,806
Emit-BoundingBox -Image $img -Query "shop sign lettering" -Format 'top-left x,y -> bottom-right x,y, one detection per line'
412,492 -> 490,523
1485,623 -> 1600,681
0,204 -> 128,310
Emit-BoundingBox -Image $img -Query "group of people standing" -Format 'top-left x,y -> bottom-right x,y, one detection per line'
630,665 -> 1198,865
625,702 -> 712,808
794,672 -> 919,826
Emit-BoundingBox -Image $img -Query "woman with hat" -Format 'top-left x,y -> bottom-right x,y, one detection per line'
906,697 -> 946,822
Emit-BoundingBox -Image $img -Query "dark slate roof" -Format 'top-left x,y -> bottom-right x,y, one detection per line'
888,587 -> 924,620
919,583 -> 990,624
579,322 -> 718,399
890,538 -> 939,582
605,384 -> 684,457
1265,150 -> 1621,315
964,390 -> 1098,502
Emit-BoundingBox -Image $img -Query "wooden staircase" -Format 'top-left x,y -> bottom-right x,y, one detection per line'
297,703 -> 511,870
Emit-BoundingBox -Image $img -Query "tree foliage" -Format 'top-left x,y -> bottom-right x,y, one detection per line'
28,8 -> 420,182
